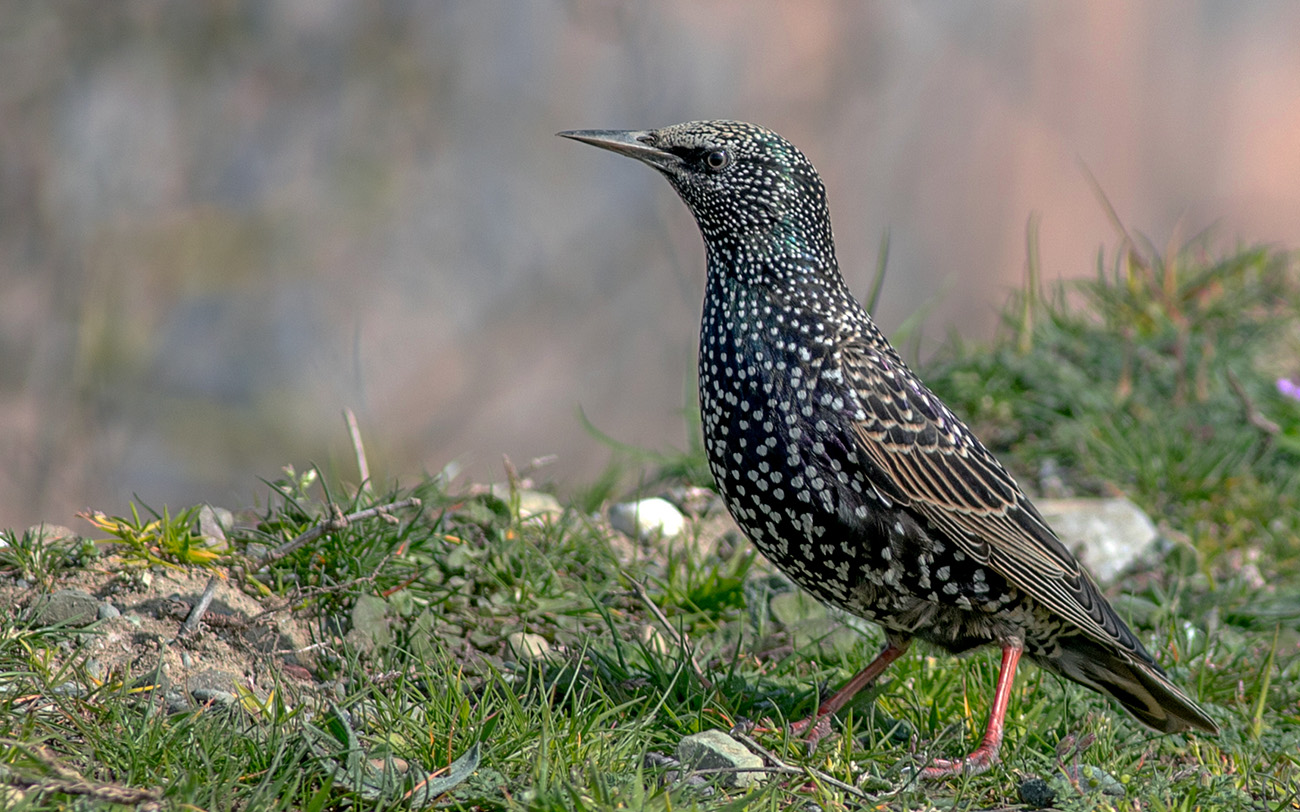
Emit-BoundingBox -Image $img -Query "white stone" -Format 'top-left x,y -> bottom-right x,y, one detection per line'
505,632 -> 554,663
608,497 -> 685,540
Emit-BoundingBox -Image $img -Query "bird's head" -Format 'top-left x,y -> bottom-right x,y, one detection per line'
560,120 -> 833,259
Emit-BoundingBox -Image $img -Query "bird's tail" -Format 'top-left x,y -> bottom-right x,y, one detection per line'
1044,636 -> 1217,734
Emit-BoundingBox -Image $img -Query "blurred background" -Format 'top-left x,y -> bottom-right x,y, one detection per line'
2,1 -> 1298,531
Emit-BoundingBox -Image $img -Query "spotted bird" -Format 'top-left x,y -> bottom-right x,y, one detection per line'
560,121 -> 1216,776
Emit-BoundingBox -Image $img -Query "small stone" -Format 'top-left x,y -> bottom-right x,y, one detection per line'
30,589 -> 100,628
191,688 -> 238,707
639,625 -> 672,657
97,602 -> 120,620
345,594 -> 392,653
609,498 -> 686,540
52,681 -> 84,697
164,690 -> 191,714
488,485 -> 564,520
675,729 -> 766,788
367,757 -> 409,774
1062,763 -> 1125,797
198,505 -> 232,550
505,632 -> 553,663
1036,498 -> 1158,585
84,658 -> 105,683
1018,776 -> 1056,808
187,668 -> 241,708
643,751 -> 679,769
24,524 -> 79,545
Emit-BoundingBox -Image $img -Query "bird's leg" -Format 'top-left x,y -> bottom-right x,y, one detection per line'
790,638 -> 911,743
920,642 -> 1023,778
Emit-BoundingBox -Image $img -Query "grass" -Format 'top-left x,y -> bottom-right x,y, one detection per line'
2,232 -> 1299,810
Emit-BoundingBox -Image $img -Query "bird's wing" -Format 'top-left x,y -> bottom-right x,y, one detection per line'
837,340 -> 1146,657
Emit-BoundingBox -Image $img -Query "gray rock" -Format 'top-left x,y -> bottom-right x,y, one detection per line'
31,589 -> 100,627
609,498 -> 685,540
187,668 -> 241,708
52,681 -> 84,697
1060,763 -> 1125,797
345,594 -> 392,653
675,729 -> 766,788
1036,498 -> 1158,584
164,690 -> 191,714
198,505 -> 232,550
24,524 -> 79,545
191,688 -> 238,707
84,658 -> 105,683
97,602 -> 120,620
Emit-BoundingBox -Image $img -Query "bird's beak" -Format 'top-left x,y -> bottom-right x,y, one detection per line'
557,129 -> 682,172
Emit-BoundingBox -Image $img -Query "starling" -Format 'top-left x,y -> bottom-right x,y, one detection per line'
560,121 -> 1216,776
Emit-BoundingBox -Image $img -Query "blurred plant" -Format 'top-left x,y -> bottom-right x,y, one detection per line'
1278,378 -> 1300,402
923,222 -> 1299,559
0,526 -> 95,589
78,503 -> 220,569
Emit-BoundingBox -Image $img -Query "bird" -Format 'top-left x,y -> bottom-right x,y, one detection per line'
559,121 -> 1216,777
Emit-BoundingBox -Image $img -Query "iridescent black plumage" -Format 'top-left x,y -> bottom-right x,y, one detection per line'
560,121 -> 1215,774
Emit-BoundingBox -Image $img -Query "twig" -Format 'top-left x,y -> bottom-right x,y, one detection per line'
175,574 -> 222,640
624,574 -> 711,690
255,497 -> 422,571
1226,369 -> 1281,436
0,743 -> 161,806
248,550 -> 411,623
344,408 -> 372,494
730,730 -> 876,801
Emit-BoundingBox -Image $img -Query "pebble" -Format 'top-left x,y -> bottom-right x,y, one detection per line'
505,632 -> 553,663
24,524 -> 80,545
1018,776 -> 1056,808
97,602 -> 121,620
198,505 -> 232,550
191,688 -> 238,708
639,625 -> 672,657
487,485 -> 564,520
609,498 -> 685,540
675,729 -> 765,788
186,668 -> 242,708
30,588 -> 100,628
1062,763 -> 1125,797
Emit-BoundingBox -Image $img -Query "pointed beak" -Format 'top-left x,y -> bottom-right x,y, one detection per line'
557,129 -> 681,172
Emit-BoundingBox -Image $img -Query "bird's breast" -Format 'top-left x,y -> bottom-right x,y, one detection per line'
696,291 -> 890,602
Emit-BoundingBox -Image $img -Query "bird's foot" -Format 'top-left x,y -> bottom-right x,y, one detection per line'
787,713 -> 834,746
743,714 -> 836,752
916,743 -> 1000,779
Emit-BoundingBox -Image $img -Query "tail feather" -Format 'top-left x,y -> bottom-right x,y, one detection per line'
1044,637 -> 1217,735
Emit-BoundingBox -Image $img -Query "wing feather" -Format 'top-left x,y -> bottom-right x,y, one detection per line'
838,341 -> 1145,656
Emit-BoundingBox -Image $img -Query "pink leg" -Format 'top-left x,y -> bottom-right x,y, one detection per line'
790,639 -> 911,743
920,643 -> 1023,778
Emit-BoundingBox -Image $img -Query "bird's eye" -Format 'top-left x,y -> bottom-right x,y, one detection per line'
704,149 -> 731,171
